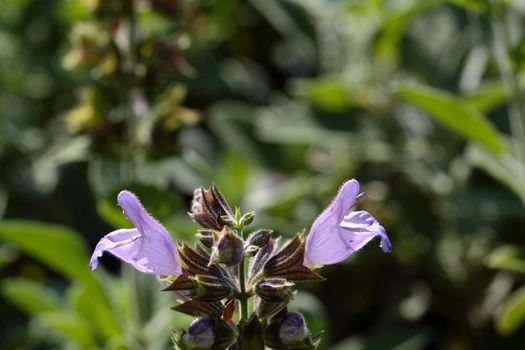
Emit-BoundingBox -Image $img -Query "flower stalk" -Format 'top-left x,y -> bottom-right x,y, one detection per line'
238,228 -> 248,323
90,180 -> 391,349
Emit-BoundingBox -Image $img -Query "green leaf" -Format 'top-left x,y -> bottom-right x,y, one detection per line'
255,100 -> 354,146
461,81 -> 507,113
67,280 -> 121,340
487,246 -> 525,274
214,153 -> 254,205
36,311 -> 95,347
208,101 -> 262,163
291,78 -> 349,112
0,243 -> 18,268
1,277 -> 60,315
496,286 -> 525,335
0,220 -> 93,282
465,144 -> 525,203
374,0 -> 447,65
97,199 -> 132,229
0,221 -> 121,340
449,0 -> 489,12
397,84 -> 505,154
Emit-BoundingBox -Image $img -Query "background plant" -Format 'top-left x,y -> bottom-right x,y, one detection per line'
1,0 -> 525,349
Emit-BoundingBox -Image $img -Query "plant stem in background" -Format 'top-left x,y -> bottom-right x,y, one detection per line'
123,0 -> 138,183
491,4 -> 525,167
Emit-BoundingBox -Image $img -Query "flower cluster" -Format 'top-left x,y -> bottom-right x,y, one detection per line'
90,179 -> 391,349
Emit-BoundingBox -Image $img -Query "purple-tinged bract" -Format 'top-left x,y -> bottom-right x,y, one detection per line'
89,190 -> 181,277
304,179 -> 391,266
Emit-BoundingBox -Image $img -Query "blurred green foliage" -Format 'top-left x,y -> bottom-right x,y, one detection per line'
1,0 -> 525,349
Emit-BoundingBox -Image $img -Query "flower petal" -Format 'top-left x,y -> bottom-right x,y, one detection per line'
304,179 -> 360,265
304,225 -> 354,265
90,225 -> 180,276
90,191 -> 182,276
90,228 -> 140,270
118,191 -> 167,236
340,210 -> 391,253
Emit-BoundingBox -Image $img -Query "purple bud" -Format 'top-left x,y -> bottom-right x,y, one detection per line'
210,227 -> 244,266
186,316 -> 215,349
190,186 -> 233,230
278,312 -> 307,344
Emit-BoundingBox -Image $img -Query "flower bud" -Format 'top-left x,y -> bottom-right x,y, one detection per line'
192,274 -> 239,302
190,186 -> 233,230
186,316 -> 215,349
246,229 -> 272,248
278,312 -> 308,345
240,211 -> 255,226
255,278 -> 295,303
244,245 -> 259,257
210,227 -> 244,266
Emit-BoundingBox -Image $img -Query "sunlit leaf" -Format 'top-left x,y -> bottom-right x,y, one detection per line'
291,78 -> 349,112
214,153 -> 254,205
1,278 -> 60,315
97,199 -> 132,229
0,220 -> 92,282
462,81 -> 507,113
398,84 -> 505,154
496,286 -> 525,336
487,246 -> 525,274
449,0 -> 489,12
374,0 -> 447,65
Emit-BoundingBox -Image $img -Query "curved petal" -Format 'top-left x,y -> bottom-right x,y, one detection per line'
304,179 -> 360,265
340,211 -> 391,253
90,191 -> 182,276
90,228 -> 140,270
304,226 -> 351,266
90,226 -> 181,276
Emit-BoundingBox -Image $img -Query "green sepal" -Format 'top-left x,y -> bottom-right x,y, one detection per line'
255,296 -> 291,320
241,316 -> 265,350
172,330 -> 190,350
255,278 -> 295,303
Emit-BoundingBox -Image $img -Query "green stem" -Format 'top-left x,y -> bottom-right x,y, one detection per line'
492,3 -> 525,162
122,0 -> 138,183
238,228 -> 248,322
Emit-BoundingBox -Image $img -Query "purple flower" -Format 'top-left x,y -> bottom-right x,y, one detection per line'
304,179 -> 391,266
89,190 -> 181,277
186,316 -> 215,348
279,312 -> 307,344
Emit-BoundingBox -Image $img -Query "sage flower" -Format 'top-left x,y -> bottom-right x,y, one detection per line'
304,179 -> 391,266
89,190 -> 181,277
279,312 -> 308,344
186,316 -> 215,349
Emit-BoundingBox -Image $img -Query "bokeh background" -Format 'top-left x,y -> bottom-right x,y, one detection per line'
1,0 -> 525,349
